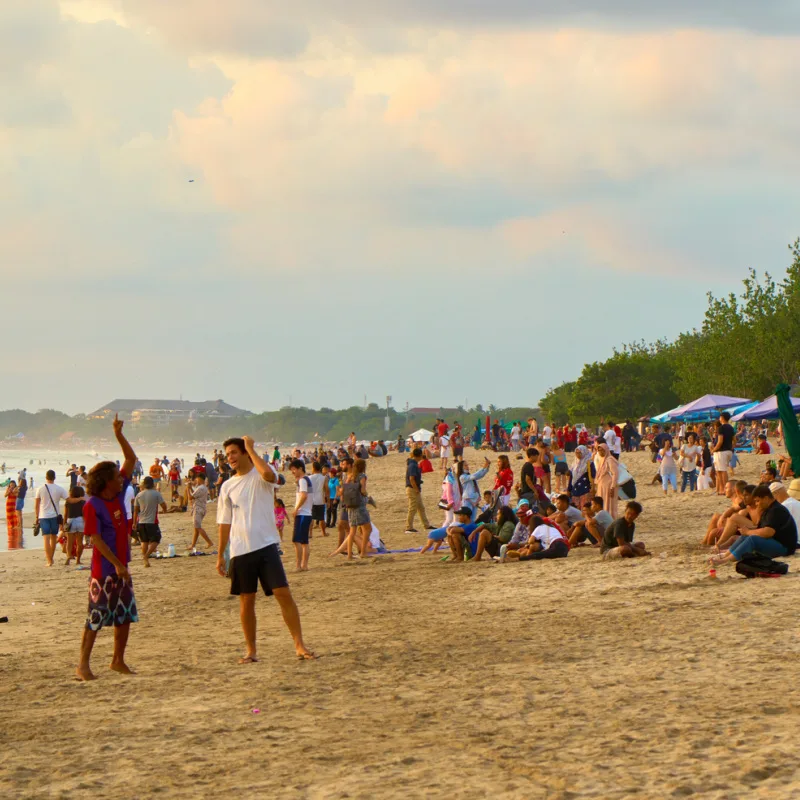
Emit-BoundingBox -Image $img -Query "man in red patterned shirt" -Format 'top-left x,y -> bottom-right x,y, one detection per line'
76,414 -> 138,682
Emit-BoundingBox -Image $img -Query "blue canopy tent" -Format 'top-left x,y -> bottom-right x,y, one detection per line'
731,394 -> 800,422
669,394 -> 752,421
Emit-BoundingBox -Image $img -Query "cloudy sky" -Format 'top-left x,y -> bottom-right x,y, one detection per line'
3,1 -> 800,416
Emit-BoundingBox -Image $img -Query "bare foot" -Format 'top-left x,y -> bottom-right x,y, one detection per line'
110,661 -> 135,675
65,560 -> 72,567
296,645 -> 316,660
238,655 -> 259,664
204,542 -> 213,549
75,665 -> 96,681
143,559 -> 150,568
45,561 -> 53,567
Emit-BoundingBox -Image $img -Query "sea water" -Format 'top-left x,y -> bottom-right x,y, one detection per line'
0,446 -> 211,552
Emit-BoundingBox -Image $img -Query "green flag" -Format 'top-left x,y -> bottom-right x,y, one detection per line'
776,383 -> 800,476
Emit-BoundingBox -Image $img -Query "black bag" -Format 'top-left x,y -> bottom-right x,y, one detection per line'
735,555 -> 789,578
619,478 -> 637,499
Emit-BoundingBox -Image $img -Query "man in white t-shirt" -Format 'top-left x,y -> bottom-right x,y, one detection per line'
542,424 -> 553,446
679,432 -> 702,493
440,433 -> 451,472
289,459 -> 314,572
34,470 -> 68,566
308,461 -> 327,539
217,436 -> 314,663
603,422 -> 621,459
510,423 -> 521,452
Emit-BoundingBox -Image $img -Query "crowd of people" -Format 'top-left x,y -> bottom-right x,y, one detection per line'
3,405 -> 796,681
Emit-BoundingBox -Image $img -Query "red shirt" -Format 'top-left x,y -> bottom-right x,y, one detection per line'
757,440 -> 771,454
566,427 -> 577,444
168,469 -> 180,482
85,476 -> 130,581
578,430 -> 589,445
437,422 -> 449,437
494,468 -> 514,495
556,428 -> 565,448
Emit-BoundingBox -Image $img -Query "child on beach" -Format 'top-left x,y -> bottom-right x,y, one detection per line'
289,459 -> 313,571
274,497 -> 288,540
189,473 -> 213,551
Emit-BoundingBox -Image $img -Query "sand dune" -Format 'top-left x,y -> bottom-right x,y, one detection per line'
1,448 -> 798,799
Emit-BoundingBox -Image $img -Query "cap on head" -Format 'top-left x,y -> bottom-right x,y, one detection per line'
787,478 -> 800,500
770,481 -> 785,494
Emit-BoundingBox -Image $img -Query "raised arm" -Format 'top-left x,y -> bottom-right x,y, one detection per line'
112,413 -> 136,477
242,436 -> 276,483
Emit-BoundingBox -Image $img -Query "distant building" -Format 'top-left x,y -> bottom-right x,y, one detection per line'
89,399 -> 250,427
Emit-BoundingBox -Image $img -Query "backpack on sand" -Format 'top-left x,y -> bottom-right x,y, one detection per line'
735,555 -> 789,578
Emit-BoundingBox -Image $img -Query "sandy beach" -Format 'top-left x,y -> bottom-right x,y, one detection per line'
2,447 -> 799,799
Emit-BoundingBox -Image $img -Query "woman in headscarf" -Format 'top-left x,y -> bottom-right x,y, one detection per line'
458,457 -> 491,519
595,442 -> 619,520
568,445 -> 593,510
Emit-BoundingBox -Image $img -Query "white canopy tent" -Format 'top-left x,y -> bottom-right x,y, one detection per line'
409,428 -> 434,442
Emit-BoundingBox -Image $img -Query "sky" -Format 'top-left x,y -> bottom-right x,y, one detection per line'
3,1 -> 800,416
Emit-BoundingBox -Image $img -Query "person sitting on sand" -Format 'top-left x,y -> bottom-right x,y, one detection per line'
771,480 -> 800,531
500,515 -> 570,561
601,501 -> 649,559
471,505 -> 518,561
710,485 -> 798,566
445,507 -> 482,561
568,502 -> 606,548
549,494 -> 583,531
715,485 -> 759,551
759,465 -> 778,485
702,480 -> 742,546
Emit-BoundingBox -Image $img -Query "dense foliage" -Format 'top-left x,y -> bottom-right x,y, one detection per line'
539,240 -> 800,425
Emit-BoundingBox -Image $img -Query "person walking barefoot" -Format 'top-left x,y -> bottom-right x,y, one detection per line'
76,414 -> 139,681
216,437 -> 314,663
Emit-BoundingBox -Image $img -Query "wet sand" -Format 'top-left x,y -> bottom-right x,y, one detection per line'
2,448 -> 798,799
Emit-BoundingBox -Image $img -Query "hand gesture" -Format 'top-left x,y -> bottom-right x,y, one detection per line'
112,413 -> 124,436
242,435 -> 255,452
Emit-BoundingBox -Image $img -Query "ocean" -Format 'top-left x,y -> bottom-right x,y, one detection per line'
1,445 -> 214,552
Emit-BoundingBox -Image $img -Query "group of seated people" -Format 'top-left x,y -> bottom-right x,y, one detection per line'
420,489 -> 648,564
704,475 -> 800,566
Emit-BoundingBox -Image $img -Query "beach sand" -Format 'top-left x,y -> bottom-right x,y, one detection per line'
2,448 -> 799,799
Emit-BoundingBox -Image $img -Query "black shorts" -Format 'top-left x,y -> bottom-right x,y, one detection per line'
453,446 -> 464,457
293,515 -> 312,544
485,537 -> 502,558
311,504 -> 326,522
230,544 -> 288,596
137,523 -> 162,544
555,462 -> 569,475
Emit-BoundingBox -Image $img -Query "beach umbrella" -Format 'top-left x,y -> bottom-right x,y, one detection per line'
777,384 -> 800,476
409,428 -> 434,442
668,394 -> 752,420
731,395 -> 800,422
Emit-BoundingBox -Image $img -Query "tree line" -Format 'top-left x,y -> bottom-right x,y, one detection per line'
0,404 -> 541,446
538,240 -> 800,426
